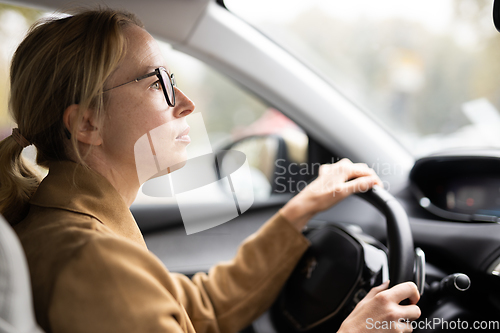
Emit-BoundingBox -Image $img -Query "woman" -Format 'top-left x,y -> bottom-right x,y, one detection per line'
0,8 -> 420,333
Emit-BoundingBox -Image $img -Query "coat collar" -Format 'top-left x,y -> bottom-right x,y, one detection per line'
30,160 -> 146,248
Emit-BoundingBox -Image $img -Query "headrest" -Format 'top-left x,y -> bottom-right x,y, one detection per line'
0,215 -> 44,332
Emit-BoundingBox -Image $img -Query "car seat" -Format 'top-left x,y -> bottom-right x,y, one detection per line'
0,215 -> 43,333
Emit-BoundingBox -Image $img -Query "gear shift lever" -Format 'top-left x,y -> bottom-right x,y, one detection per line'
429,273 -> 471,297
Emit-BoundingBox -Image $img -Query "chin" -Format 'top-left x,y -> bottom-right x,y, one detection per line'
141,160 -> 185,181
167,158 -> 187,173
146,151 -> 188,180
134,137 -> 189,183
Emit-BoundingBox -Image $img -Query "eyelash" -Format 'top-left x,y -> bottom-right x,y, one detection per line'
150,80 -> 162,91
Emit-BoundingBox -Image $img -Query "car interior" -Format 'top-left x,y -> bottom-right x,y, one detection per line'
0,0 -> 499,332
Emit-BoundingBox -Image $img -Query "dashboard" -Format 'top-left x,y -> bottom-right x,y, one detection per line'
444,177 -> 500,215
410,150 -> 500,223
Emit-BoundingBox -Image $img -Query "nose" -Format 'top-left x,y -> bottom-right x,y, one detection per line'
173,87 -> 195,118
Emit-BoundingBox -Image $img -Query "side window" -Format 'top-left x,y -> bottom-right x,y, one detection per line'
134,43 -> 308,204
0,5 -> 307,205
0,5 -> 43,137
0,5 -> 45,175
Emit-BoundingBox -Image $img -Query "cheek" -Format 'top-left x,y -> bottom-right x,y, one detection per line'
133,115 -> 187,183
102,110 -> 143,155
104,95 -> 166,150
147,117 -> 184,157
102,90 -> 185,180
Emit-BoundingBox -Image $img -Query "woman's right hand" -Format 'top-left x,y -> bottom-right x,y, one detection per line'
280,158 -> 383,232
338,281 -> 421,333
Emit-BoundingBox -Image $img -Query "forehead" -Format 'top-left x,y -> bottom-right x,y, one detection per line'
112,25 -> 165,82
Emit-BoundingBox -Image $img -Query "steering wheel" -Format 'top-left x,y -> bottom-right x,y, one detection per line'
357,185 -> 414,287
270,185 -> 415,332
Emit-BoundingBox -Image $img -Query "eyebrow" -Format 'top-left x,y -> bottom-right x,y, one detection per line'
144,66 -> 158,73
146,65 -> 170,72
138,66 -> 172,79
133,67 -> 162,82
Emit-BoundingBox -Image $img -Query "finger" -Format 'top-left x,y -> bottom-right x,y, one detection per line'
324,159 -> 350,174
386,282 -> 420,305
344,163 -> 385,188
352,162 -> 368,170
399,304 -> 421,321
373,177 -> 384,188
345,163 -> 375,180
337,175 -> 379,195
336,158 -> 353,166
342,165 -> 383,188
363,280 -> 389,301
320,161 -> 349,175
323,161 -> 372,182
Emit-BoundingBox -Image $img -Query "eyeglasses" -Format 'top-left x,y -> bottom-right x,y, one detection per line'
104,67 -> 176,107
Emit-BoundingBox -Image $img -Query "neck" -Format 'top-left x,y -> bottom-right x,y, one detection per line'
83,154 -> 140,207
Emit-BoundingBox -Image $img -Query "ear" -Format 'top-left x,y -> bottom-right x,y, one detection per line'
63,104 -> 103,146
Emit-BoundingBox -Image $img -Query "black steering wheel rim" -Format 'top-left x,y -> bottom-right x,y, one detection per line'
356,185 -> 414,287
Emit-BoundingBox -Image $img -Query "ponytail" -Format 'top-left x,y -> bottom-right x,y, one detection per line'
0,134 -> 41,225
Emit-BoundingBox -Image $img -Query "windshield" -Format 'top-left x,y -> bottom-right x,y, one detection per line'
225,0 -> 500,157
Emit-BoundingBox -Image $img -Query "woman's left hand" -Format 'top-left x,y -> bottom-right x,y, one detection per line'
279,158 -> 383,232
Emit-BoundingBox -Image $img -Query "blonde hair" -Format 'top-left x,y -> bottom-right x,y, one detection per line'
0,8 -> 142,224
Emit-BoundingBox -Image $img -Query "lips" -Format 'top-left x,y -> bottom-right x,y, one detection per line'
175,126 -> 191,142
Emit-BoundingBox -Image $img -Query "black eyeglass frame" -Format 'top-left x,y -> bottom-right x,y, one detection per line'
104,67 -> 176,107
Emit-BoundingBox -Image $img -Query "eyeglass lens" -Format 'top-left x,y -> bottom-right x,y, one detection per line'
160,70 -> 175,107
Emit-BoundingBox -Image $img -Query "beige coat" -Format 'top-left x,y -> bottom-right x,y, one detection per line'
14,161 -> 309,333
